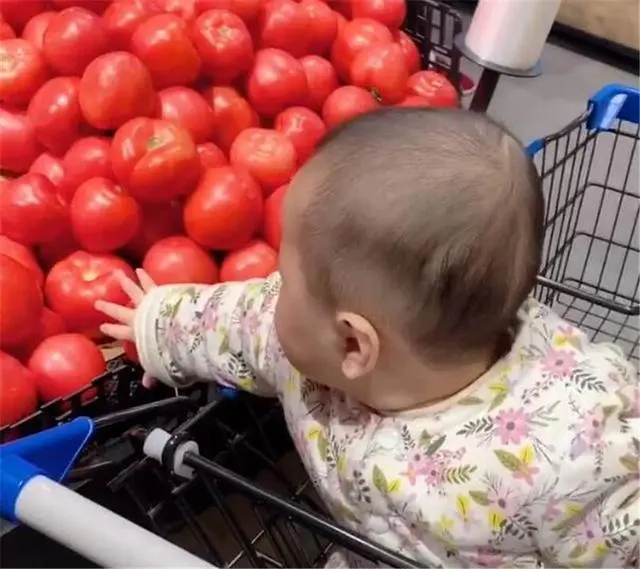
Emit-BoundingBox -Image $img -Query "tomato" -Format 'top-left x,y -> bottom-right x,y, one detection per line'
205,86 -> 259,152
259,0 -> 309,57
45,251 -> 136,334
262,183 -> 286,250
29,153 -> 69,198
79,52 -> 157,131
327,0 -> 350,19
406,70 -> 459,108
143,236 -> 219,284
184,166 -> 263,250
301,0 -> 337,56
0,106 -> 40,174
0,351 -> 38,427
322,85 -> 380,129
195,0 -> 262,23
28,333 -> 106,402
131,14 -> 201,89
330,17 -> 392,81
111,118 -> 201,203
397,95 -> 432,108
274,106 -> 326,164
50,0 -> 111,14
123,200 -> 183,260
42,8 -> 110,76
0,235 -> 43,286
300,56 -> 338,114
0,39 -> 47,106
102,0 -> 159,50
197,142 -> 227,169
220,240 -> 278,281
192,9 -> 253,84
153,0 -> 197,22
230,128 -> 297,196
37,230 -> 78,269
8,307 -> 66,363
351,0 -> 405,29
395,30 -> 420,74
27,77 -> 82,155
247,49 -> 308,118
0,173 -> 68,246
61,136 -> 112,202
21,11 -> 55,51
71,178 -> 141,253
0,254 -> 43,347
334,9 -> 347,34
123,340 -> 139,363
158,86 -> 215,144
350,43 -> 408,104
0,0 -> 48,33
0,16 -> 15,40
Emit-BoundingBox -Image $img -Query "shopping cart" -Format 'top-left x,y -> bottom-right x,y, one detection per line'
1,85 -> 638,568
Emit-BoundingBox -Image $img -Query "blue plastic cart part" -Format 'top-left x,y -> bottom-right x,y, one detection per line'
0,417 -> 94,523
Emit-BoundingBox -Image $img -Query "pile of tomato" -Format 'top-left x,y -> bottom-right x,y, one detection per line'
0,0 -> 459,430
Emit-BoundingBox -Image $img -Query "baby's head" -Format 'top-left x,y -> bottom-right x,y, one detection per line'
274,108 -> 543,409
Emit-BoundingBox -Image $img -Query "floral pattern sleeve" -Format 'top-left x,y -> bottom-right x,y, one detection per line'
134,273 -> 283,396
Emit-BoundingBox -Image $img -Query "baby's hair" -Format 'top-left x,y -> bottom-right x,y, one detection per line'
296,108 -> 544,360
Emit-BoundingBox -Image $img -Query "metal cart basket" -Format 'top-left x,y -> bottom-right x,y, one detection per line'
1,85 -> 638,569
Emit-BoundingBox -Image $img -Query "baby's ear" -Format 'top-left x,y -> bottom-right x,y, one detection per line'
335,312 -> 379,380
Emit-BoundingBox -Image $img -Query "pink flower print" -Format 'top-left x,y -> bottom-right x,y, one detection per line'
201,302 -> 219,331
541,348 -> 578,378
570,507 -> 605,547
401,460 -> 419,486
487,485 -> 520,517
513,462 -> 539,486
580,409 -> 606,447
473,546 -> 504,568
542,495 -> 562,523
494,408 -> 531,445
167,319 -> 187,346
245,310 -> 261,335
418,456 -> 445,486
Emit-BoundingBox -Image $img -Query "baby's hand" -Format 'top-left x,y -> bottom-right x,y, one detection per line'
94,268 -> 158,388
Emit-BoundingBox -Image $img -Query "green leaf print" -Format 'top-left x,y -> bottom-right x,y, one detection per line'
458,396 -> 484,406
488,391 -> 507,412
568,544 -> 587,559
372,465 -> 388,493
620,454 -> 639,473
442,465 -> 476,484
419,430 -> 432,447
218,327 -> 230,355
426,435 -> 446,456
494,450 -> 523,472
469,490 -> 491,506
317,434 -> 329,461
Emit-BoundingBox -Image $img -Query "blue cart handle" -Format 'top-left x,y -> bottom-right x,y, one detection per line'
587,84 -> 640,131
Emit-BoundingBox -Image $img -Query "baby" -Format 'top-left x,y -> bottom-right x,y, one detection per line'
96,109 -> 639,568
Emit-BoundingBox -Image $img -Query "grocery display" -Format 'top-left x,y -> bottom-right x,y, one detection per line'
0,0 -> 460,435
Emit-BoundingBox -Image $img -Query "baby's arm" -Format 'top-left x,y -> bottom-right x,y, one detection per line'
134,273 -> 284,397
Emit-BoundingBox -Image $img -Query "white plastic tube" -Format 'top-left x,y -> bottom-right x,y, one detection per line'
465,0 -> 562,71
15,475 -> 213,568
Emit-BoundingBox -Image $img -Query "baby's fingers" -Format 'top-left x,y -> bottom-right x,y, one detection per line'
95,299 -> 135,325
99,323 -> 134,342
136,268 -> 157,293
115,271 -> 146,306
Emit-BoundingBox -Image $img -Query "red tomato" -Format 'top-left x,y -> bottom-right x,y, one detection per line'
262,182 -> 286,250
37,230 -> 78,269
247,48 -> 308,118
350,43 -> 408,104
123,340 -> 139,363
330,17 -> 393,81
45,251 -> 136,334
0,16 -> 14,40
79,52 -> 157,131
42,8 -> 110,76
102,0 -> 159,51
397,95 -> 432,108
0,173 -> 68,246
123,200 -> 183,260
29,153 -> 69,198
28,333 -> 106,402
0,235 -> 43,286
143,235 -> 219,284
220,240 -> 278,281
334,9 -> 347,33
351,0 -> 405,29
301,0 -> 337,56
406,70 -> 459,108
192,9 -> 254,84
50,0 -> 111,14
0,0 -> 48,33
27,77 -> 82,155
274,106 -> 326,164
154,0 -> 197,22
327,0 -> 350,19
230,128 -> 297,195
184,166 -> 263,250
300,55 -> 339,113
131,14 -> 201,89
197,142 -> 227,169
111,118 -> 201,203
259,0 -> 309,57
0,351 -> 38,427
21,11 -> 55,51
205,86 -> 259,153
7,307 -> 66,363
158,86 -> 215,144
0,254 -> 43,347
61,136 -> 112,202
0,106 -> 40,174
395,30 -> 420,74
71,178 -> 141,253
322,85 -> 380,129
195,0 -> 263,23
0,39 -> 47,106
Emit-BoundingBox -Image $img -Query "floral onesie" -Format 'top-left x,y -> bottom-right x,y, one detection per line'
135,273 -> 639,568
